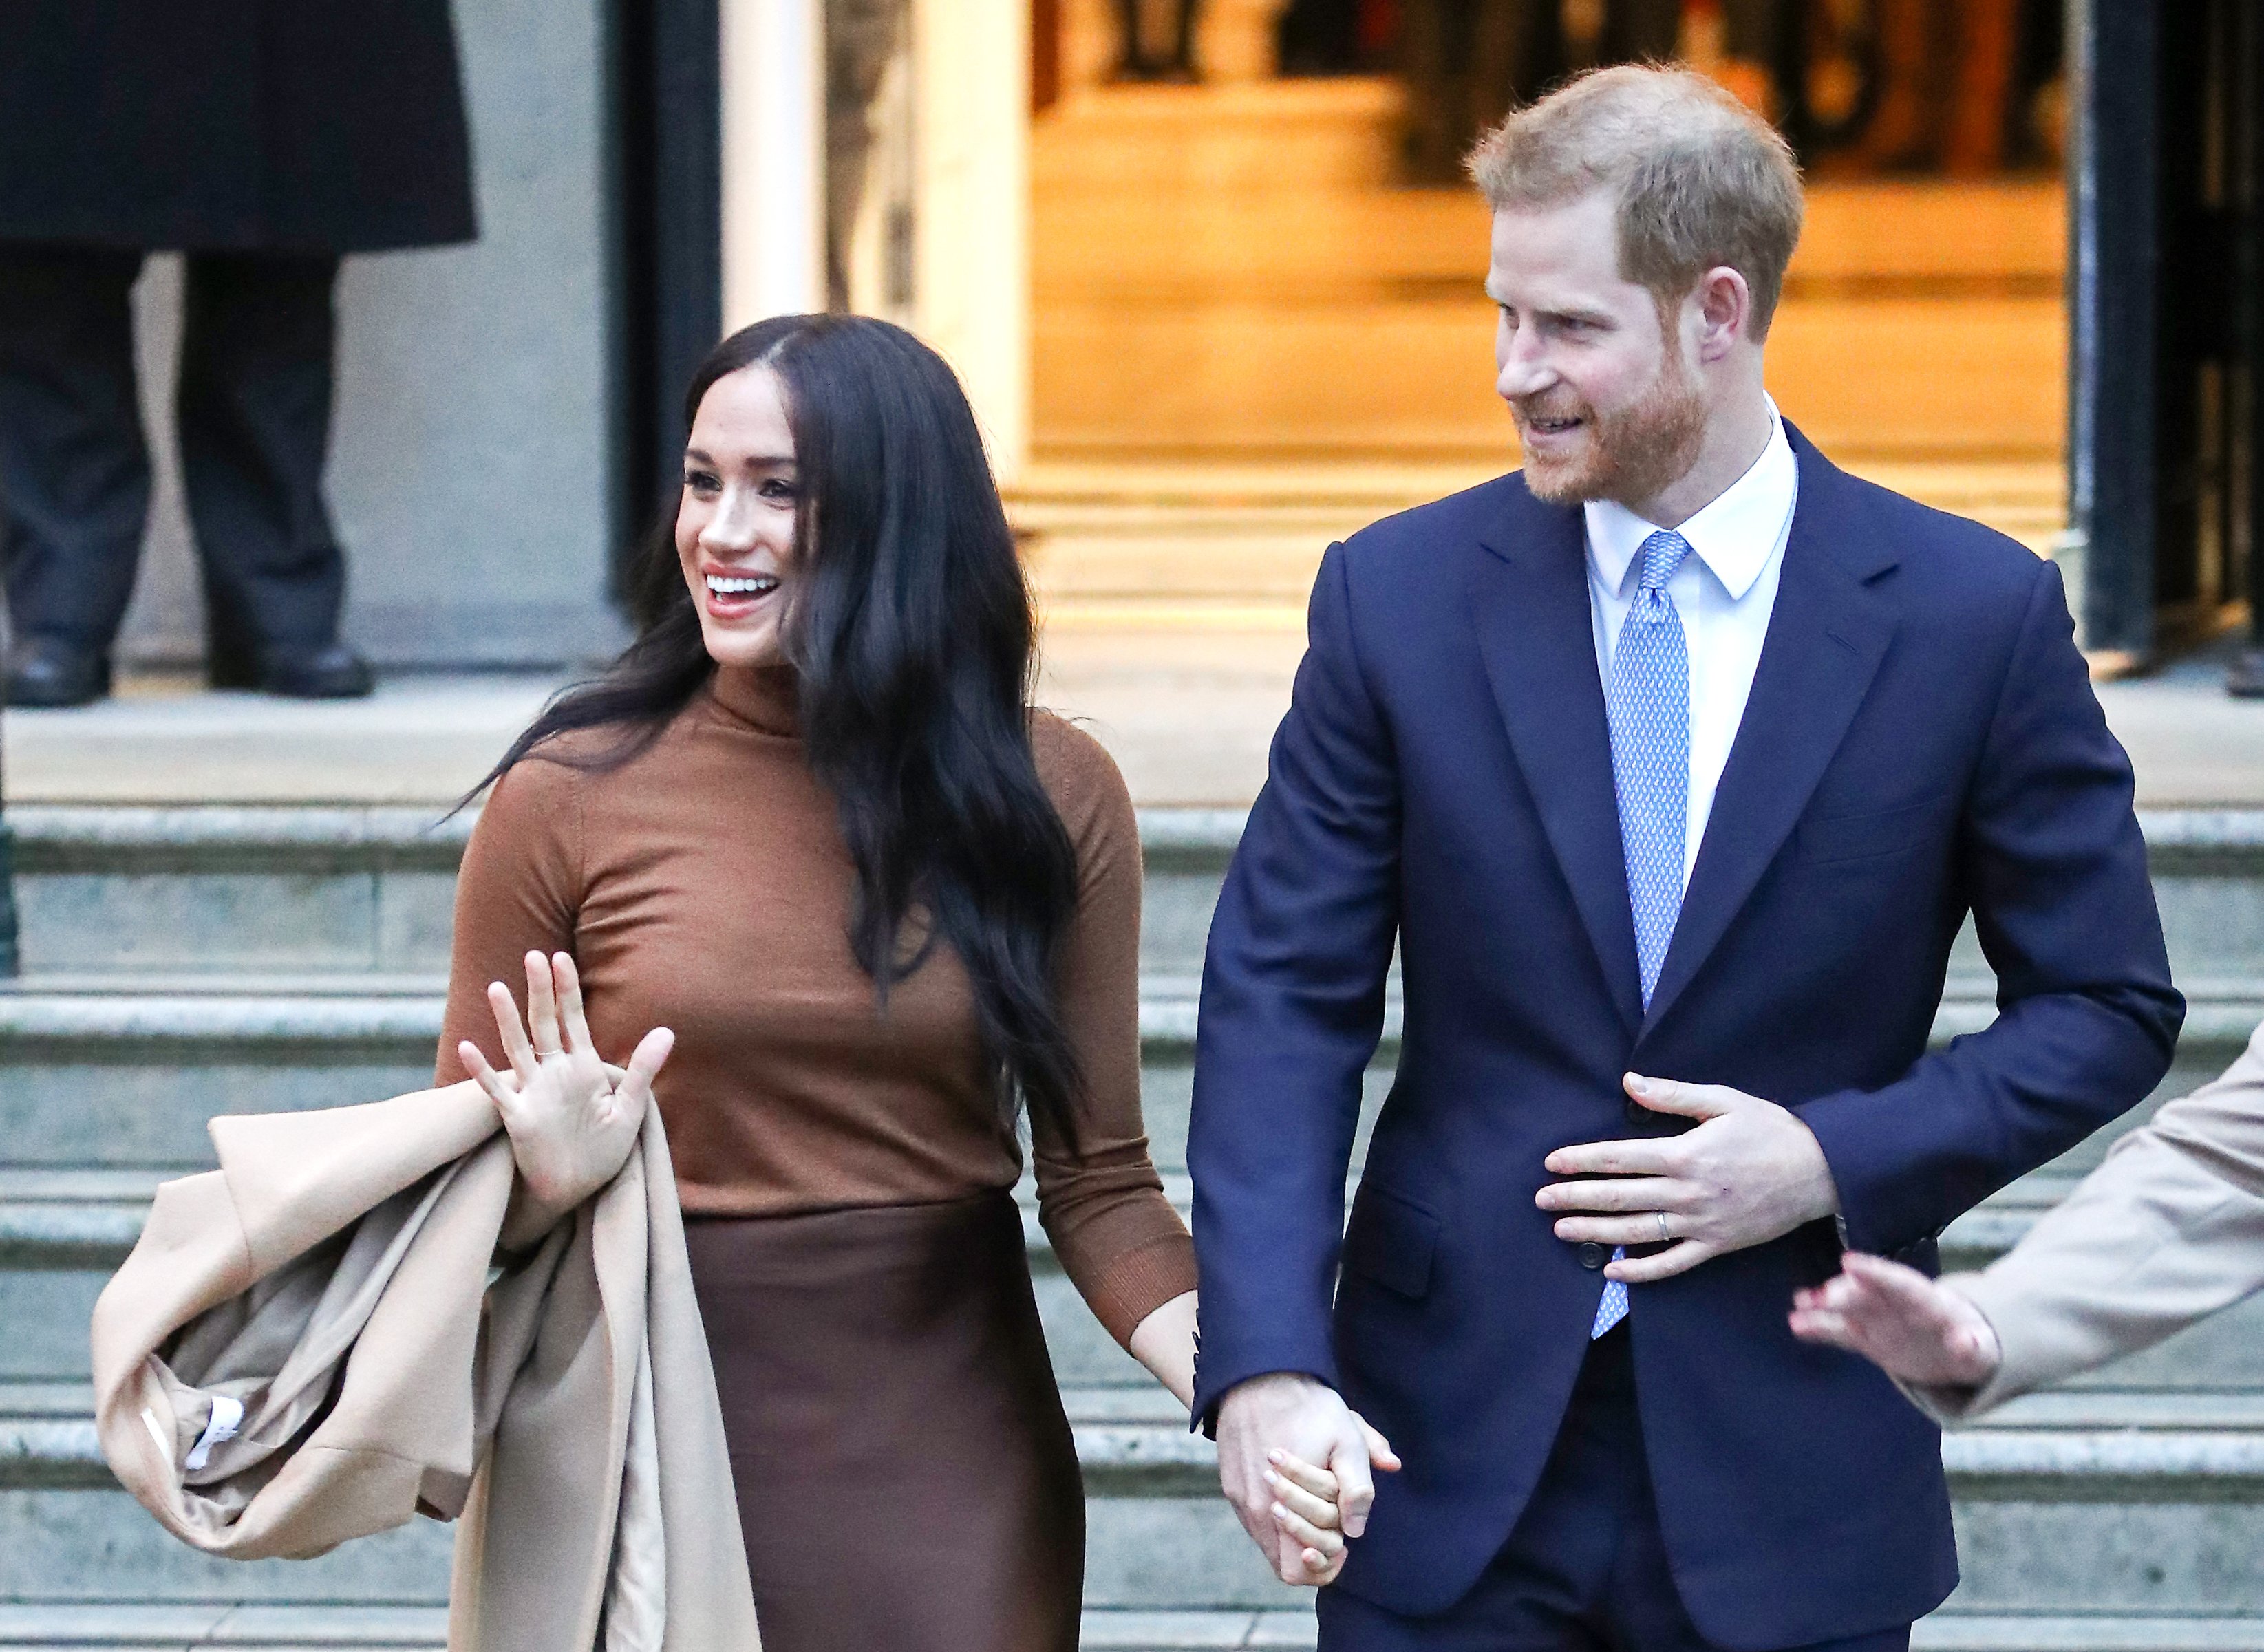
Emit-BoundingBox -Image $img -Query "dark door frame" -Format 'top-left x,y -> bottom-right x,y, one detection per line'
611,0 -> 725,594
2071,0 -> 2264,688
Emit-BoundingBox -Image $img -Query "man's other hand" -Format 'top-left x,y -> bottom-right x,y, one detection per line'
1215,1373 -> 1401,1586
1535,1073 -> 1840,1283
1791,1251 -> 2004,1389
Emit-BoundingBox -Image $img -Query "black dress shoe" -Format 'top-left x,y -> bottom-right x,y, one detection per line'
250,642 -> 375,699
3,636 -> 111,707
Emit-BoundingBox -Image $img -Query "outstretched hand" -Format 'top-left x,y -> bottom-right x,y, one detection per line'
1535,1073 -> 1840,1283
1790,1252 -> 2003,1391
458,950 -> 674,1252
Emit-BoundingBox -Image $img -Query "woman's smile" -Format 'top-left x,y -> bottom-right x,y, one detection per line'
700,561 -> 782,623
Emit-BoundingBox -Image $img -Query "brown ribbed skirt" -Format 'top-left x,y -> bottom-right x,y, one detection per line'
684,1191 -> 1085,1652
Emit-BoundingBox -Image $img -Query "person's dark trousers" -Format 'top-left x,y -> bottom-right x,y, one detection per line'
0,244 -> 345,675
0,246 -> 148,657
1116,0 -> 1199,78
1316,1327 -> 1917,1652
176,251 -> 347,681
1400,0 -> 1555,182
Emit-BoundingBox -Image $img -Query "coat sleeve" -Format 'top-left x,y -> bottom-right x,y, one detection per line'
1187,541 -> 1402,1428
1908,1022 -> 2264,1424
1793,557 -> 2185,1255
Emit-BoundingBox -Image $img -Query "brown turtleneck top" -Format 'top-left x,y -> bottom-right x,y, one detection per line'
436,665 -> 1197,1347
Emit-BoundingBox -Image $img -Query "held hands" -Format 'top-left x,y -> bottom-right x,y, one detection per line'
1790,1252 -> 2004,1390
1215,1373 -> 1402,1587
458,950 -> 675,1252
1535,1073 -> 1840,1283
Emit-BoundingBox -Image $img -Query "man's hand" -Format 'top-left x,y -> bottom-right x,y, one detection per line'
1791,1252 -> 2003,1389
1215,1373 -> 1401,1586
1535,1073 -> 1840,1283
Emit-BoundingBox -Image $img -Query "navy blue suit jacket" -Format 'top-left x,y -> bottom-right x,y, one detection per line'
1186,429 -> 2183,1647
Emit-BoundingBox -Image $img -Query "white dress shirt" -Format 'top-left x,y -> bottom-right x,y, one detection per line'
1584,405 -> 1799,885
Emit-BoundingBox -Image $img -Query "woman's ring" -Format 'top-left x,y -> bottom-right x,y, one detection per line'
1654,1211 -> 1671,1244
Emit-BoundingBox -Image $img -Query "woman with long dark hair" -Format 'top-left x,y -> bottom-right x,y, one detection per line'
435,316 -> 1356,1648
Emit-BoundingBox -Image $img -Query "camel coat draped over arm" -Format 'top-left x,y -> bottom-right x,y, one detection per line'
89,1080 -> 760,1651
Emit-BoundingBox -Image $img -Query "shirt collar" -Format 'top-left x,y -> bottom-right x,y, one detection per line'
1583,403 -> 1797,602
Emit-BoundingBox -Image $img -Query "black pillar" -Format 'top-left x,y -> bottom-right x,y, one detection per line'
2065,0 -> 2158,665
612,0 -> 724,585
0,633 -> 17,977
2073,0 -> 2264,689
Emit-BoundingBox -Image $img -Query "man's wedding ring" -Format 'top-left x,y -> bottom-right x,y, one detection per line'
1654,1211 -> 1671,1244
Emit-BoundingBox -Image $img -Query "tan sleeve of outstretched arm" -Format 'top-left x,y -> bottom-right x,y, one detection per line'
1910,1020 -> 2264,1423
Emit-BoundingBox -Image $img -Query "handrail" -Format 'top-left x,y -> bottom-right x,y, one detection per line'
0,627 -> 18,976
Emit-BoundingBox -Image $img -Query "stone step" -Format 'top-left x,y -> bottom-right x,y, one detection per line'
17,1380 -> 2264,1620
12,1607 -> 2264,1652
0,977 -> 1285,1169
0,1603 -> 453,1649
11,806 -> 2262,991
0,975 -> 2247,1232
2,803 -> 1237,980
15,1155 -> 2264,1401
1014,461 -> 2069,605
1910,1624 -> 2264,1652
4,972 -> 2250,1152
23,1381 -> 2264,1500
16,1611 -> 2264,1652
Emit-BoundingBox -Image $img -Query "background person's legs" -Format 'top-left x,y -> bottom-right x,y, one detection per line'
176,250 -> 367,695
1601,0 -> 1680,65
1940,0 -> 2020,176
0,245 -> 151,704
1118,0 -> 1200,78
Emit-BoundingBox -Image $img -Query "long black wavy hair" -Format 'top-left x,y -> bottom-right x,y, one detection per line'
474,315 -> 1082,1127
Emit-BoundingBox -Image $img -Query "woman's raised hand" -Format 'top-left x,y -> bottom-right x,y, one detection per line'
1789,1252 -> 2003,1390
458,950 -> 674,1249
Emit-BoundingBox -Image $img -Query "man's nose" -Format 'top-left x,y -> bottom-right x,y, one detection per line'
1495,325 -> 1554,402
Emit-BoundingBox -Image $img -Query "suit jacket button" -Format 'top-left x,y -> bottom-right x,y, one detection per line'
1578,1242 -> 1607,1270
1624,1100 -> 1648,1127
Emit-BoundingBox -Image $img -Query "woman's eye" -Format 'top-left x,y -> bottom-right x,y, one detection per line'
683,471 -> 720,493
758,478 -> 798,501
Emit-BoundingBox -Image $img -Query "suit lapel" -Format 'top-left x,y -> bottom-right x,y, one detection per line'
1639,436 -> 1900,1038
1470,493 -> 1645,1035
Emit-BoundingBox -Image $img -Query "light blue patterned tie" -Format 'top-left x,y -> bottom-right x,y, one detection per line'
1590,529 -> 1693,1340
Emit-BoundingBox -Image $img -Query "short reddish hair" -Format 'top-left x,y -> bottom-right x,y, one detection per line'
1467,64 -> 1804,339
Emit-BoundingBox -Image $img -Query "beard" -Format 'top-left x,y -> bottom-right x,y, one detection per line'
1513,350 -> 1709,508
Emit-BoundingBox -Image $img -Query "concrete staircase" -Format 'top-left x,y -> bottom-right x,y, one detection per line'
1030,81 -> 2066,464
1013,459 -> 2069,642
2,803 -> 2261,1649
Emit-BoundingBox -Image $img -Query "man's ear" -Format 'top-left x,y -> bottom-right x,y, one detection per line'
1692,266 -> 1753,362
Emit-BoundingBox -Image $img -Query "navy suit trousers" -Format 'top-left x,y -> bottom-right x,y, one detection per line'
1318,1326 -> 1916,1652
